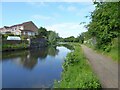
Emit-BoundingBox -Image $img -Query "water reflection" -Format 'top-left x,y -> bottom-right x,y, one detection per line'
2,46 -> 70,88
2,46 -> 59,70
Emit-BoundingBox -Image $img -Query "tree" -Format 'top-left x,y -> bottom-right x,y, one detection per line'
38,27 -> 48,38
64,36 -> 75,42
48,31 -> 59,45
77,34 -> 84,44
87,2 -> 119,50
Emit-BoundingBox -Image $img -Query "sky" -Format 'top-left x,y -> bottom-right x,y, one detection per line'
1,2 -> 95,38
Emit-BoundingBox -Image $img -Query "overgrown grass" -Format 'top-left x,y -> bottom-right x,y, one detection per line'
2,43 -> 28,51
54,43 -> 101,88
105,38 -> 118,62
85,38 -> 118,62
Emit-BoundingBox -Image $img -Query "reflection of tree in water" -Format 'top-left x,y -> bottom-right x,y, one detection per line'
2,46 -> 59,70
21,54 -> 38,70
30,47 -> 48,60
47,46 -> 59,57
58,44 -> 74,50
2,50 -> 29,60
22,46 -> 59,69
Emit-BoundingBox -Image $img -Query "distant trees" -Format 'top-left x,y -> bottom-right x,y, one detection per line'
57,35 -> 85,43
36,27 -> 59,45
64,36 -> 75,42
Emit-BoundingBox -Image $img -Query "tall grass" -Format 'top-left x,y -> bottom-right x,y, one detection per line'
54,43 -> 101,88
85,38 -> 118,62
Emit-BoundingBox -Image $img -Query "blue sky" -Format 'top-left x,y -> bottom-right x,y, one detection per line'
1,2 -> 95,38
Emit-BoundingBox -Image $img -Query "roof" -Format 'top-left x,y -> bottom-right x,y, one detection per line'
0,21 -> 38,30
10,21 -> 33,27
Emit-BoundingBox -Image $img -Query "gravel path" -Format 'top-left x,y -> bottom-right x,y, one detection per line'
81,45 -> 119,89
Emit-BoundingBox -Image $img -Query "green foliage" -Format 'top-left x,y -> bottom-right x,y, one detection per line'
58,36 -> 81,43
87,2 -> 119,51
57,43 -> 74,50
85,38 -> 118,62
103,38 -> 118,61
2,41 -> 28,51
77,34 -> 84,44
37,27 -> 48,38
2,34 -> 14,40
2,43 -> 28,51
84,2 -> 119,61
64,36 -> 75,42
48,31 -> 59,45
57,33 -> 87,43
35,27 -> 60,45
21,35 -> 28,40
54,43 -> 101,88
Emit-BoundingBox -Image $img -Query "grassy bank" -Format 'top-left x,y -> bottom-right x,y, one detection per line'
2,43 -> 29,51
54,43 -> 101,88
1,40 -> 30,51
85,38 -> 118,62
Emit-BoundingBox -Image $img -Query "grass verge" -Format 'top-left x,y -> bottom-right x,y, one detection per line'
54,43 -> 101,88
85,38 -> 118,62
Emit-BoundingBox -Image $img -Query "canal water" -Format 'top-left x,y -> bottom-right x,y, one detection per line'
1,46 -> 71,88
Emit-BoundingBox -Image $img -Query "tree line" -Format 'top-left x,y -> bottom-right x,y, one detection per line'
36,27 -> 85,44
81,2 -> 119,52
35,27 -> 59,45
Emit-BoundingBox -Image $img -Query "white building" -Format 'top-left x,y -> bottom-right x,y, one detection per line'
0,21 -> 38,36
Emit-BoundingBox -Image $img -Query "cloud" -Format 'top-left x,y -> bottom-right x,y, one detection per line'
46,22 -> 87,38
3,0 -> 92,2
58,5 -> 78,12
76,4 -> 95,17
75,3 -> 95,23
32,15 -> 53,20
58,5 -> 65,10
67,6 -> 77,12
26,2 -> 48,7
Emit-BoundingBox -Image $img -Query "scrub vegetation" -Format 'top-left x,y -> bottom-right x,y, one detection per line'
54,43 -> 101,88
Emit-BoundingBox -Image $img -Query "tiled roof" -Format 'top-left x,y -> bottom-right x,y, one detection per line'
0,21 -> 33,29
10,21 -> 33,27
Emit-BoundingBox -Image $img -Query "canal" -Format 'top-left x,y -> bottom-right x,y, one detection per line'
1,46 -> 71,88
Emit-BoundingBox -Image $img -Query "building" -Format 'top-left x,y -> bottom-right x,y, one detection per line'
0,21 -> 38,36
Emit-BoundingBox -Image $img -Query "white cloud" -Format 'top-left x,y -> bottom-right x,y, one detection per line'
32,15 -> 53,20
67,6 -> 77,12
46,22 -> 87,38
3,0 -> 118,2
58,5 -> 65,10
58,5 -> 78,12
76,4 -> 95,17
52,13 -> 61,18
26,2 -> 48,7
2,0 -> 93,2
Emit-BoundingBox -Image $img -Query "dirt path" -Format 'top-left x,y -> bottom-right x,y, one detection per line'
81,45 -> 119,88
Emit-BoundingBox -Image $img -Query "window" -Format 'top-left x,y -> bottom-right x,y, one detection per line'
14,27 -> 17,30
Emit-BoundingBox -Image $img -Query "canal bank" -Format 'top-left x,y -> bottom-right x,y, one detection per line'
1,37 -> 48,52
2,40 -> 29,52
54,43 -> 101,88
